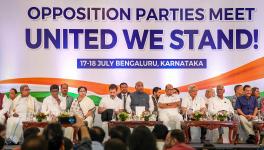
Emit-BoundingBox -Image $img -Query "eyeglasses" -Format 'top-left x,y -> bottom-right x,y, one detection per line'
79,90 -> 87,93
167,88 -> 174,91
23,88 -> 30,91
51,90 -> 59,93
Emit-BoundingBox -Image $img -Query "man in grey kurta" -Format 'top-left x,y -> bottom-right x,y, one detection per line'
127,81 -> 150,114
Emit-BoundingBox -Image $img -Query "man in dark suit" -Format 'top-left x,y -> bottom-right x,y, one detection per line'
117,82 -> 130,112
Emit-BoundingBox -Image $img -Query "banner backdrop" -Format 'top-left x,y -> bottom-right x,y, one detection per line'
0,0 -> 264,100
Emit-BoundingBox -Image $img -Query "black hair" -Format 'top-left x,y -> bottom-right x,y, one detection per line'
43,123 -> 64,150
109,125 -> 131,144
120,82 -> 128,87
50,84 -> 59,92
128,125 -> 157,150
104,139 -> 127,150
23,127 -> 40,140
152,124 -> 168,140
152,87 -> 161,95
234,85 -> 242,93
252,87 -> 259,97
90,126 -> 105,143
78,86 -> 87,92
109,84 -> 118,91
0,137 -> 4,150
170,129 -> 185,143
243,85 -> 251,91
21,136 -> 48,150
173,88 -> 180,94
10,88 -> 18,94
63,137 -> 73,150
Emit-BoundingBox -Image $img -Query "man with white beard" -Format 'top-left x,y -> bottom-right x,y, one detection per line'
6,85 -> 41,144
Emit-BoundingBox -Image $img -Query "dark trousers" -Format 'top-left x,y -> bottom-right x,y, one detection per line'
188,127 -> 207,141
201,127 -> 207,140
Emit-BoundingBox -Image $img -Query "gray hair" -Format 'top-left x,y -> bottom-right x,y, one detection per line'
188,85 -> 197,92
165,84 -> 173,90
20,84 -> 29,92
205,88 -> 213,93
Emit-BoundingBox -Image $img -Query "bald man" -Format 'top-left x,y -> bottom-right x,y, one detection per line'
127,81 -> 150,114
158,84 -> 182,130
208,85 -> 234,143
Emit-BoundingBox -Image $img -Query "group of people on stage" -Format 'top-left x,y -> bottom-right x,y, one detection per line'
0,82 -> 262,144
0,84 -> 96,144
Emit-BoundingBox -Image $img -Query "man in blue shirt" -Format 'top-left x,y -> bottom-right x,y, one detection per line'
235,85 -> 258,143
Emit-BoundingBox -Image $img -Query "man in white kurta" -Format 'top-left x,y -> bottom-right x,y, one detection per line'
0,94 -> 11,124
6,85 -> 41,144
158,84 -> 182,130
208,85 -> 234,143
208,86 -> 234,115
98,84 -> 123,119
204,88 -> 215,107
41,85 -> 66,117
181,85 -> 207,143
41,84 -> 72,139
99,94 -> 123,113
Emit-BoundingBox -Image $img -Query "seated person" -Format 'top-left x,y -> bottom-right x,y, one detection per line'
208,85 -> 234,143
181,85 -> 207,143
98,84 -> 123,121
70,86 -> 95,127
235,85 -> 258,144
158,84 -> 182,130
127,81 -> 150,115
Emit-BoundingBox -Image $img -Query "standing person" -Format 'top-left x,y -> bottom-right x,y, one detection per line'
60,83 -> 74,112
149,87 -> 162,115
117,82 -> 131,112
70,86 -> 95,127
